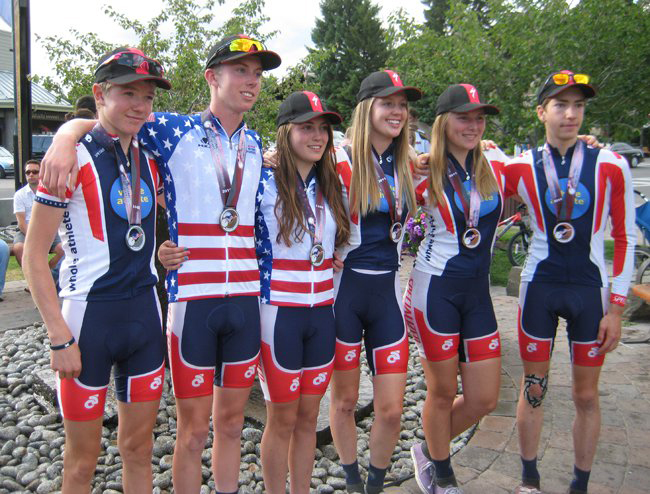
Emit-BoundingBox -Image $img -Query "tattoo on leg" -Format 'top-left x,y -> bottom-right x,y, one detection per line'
523,373 -> 549,408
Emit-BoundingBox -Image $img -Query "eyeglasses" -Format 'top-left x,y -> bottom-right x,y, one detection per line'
25,170 -> 39,175
98,51 -> 165,77
226,38 -> 265,54
549,72 -> 590,86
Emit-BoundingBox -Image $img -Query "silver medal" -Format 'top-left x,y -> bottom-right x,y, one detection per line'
310,243 -> 325,267
462,228 -> 481,249
220,207 -> 240,233
553,222 -> 575,243
390,222 -> 404,243
126,225 -> 146,252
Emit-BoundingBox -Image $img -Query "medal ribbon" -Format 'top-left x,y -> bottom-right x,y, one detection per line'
372,149 -> 402,225
541,141 -> 584,221
446,157 -> 480,229
90,124 -> 142,226
201,109 -> 247,209
295,173 -> 325,247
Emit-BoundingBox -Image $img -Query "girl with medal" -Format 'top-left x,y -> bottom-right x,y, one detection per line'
23,48 -> 170,493
255,91 -> 349,493
404,84 -> 507,494
330,70 -> 419,494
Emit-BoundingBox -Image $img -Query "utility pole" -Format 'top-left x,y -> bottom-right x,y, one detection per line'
12,0 -> 31,191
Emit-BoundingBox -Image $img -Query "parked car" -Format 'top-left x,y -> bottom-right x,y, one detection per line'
31,134 -> 54,160
0,146 -> 14,178
610,142 -> 644,168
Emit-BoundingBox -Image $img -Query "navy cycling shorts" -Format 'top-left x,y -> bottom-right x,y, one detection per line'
167,296 -> 261,398
518,281 -> 607,366
333,269 -> 408,375
403,269 -> 501,363
258,304 -> 335,403
58,287 -> 165,421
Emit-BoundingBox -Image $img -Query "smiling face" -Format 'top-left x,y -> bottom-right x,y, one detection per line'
94,80 -> 155,142
208,56 -> 263,116
537,87 -> 585,147
444,109 -> 486,158
369,92 -> 408,150
289,116 -> 330,170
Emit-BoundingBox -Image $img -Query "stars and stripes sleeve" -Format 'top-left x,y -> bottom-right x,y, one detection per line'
138,112 -> 197,163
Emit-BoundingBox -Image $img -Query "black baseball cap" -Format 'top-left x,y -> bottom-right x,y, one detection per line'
435,84 -> 499,116
537,70 -> 596,105
94,47 -> 171,90
205,34 -> 281,71
357,70 -> 422,103
277,91 -> 342,128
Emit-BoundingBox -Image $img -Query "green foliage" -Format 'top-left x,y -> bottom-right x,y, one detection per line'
310,0 -> 390,122
389,0 -> 650,150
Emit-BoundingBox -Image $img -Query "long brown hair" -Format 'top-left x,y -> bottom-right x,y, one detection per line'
348,97 -> 417,217
274,124 -> 350,248
427,112 -> 498,205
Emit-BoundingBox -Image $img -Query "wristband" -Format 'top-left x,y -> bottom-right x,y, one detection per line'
50,337 -> 75,351
610,293 -> 626,307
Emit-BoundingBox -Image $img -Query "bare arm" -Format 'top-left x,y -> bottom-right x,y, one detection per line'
40,119 -> 97,199
15,212 -> 27,235
23,203 -> 81,379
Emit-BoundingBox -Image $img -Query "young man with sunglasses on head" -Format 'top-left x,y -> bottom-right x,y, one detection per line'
23,47 -> 171,493
39,35 -> 281,494
505,70 -> 636,494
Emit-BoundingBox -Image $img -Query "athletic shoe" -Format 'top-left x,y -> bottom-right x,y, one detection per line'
411,443 -> 436,493
514,485 -> 542,494
346,482 -> 365,493
434,485 -> 463,494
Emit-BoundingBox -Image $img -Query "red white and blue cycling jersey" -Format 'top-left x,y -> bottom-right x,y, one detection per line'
36,133 -> 160,300
139,112 -> 263,302
255,167 -> 337,307
504,144 -> 636,306
412,147 -> 507,277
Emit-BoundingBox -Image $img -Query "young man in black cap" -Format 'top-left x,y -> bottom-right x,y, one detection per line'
39,34 -> 281,494
505,70 -> 636,494
24,47 -> 171,494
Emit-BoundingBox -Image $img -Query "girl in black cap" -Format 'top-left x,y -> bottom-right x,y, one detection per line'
403,83 -> 506,494
329,70 -> 420,494
255,91 -> 349,493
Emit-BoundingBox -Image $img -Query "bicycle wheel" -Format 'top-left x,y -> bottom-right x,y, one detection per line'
635,246 -> 650,269
637,257 -> 650,285
507,230 -> 529,266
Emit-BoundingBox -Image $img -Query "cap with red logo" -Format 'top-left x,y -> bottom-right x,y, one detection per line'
94,47 -> 171,90
357,70 -> 422,103
276,91 -> 342,128
435,84 -> 499,116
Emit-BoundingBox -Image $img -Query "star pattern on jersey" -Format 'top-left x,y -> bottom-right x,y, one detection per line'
256,167 -> 275,303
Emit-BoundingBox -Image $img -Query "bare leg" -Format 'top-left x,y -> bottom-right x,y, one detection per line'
368,372 -> 407,468
61,417 -> 103,494
117,400 -> 160,493
261,399 -> 299,494
329,367 -> 361,464
516,360 -> 551,461
572,364 -> 602,471
288,394 -> 323,494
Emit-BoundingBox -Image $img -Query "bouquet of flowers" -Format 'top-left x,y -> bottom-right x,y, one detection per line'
402,208 -> 427,256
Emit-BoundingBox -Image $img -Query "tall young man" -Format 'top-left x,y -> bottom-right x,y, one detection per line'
39,34 -> 281,494
505,70 -> 636,494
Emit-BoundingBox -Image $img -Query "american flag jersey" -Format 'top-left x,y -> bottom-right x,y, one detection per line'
256,167 -> 337,307
504,144 -> 636,306
35,133 -> 160,301
139,112 -> 263,302
412,147 -> 507,278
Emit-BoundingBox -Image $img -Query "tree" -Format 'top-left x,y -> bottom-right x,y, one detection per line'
421,0 -> 491,33
310,0 -> 390,121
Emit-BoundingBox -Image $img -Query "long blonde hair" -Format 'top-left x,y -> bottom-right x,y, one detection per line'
347,97 -> 417,217
427,113 -> 498,205
274,124 -> 350,248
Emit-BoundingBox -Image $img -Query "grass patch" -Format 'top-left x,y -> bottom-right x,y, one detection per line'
6,256 -> 23,282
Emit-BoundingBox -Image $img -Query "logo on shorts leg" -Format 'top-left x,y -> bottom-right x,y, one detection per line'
150,376 -> 162,390
192,374 -> 205,387
289,377 -> 300,392
442,339 -> 454,351
387,350 -> 401,364
489,338 -> 500,350
244,365 -> 256,379
344,350 -> 357,362
527,342 -> 537,353
312,372 -> 328,386
587,346 -> 599,358
84,394 -> 99,409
